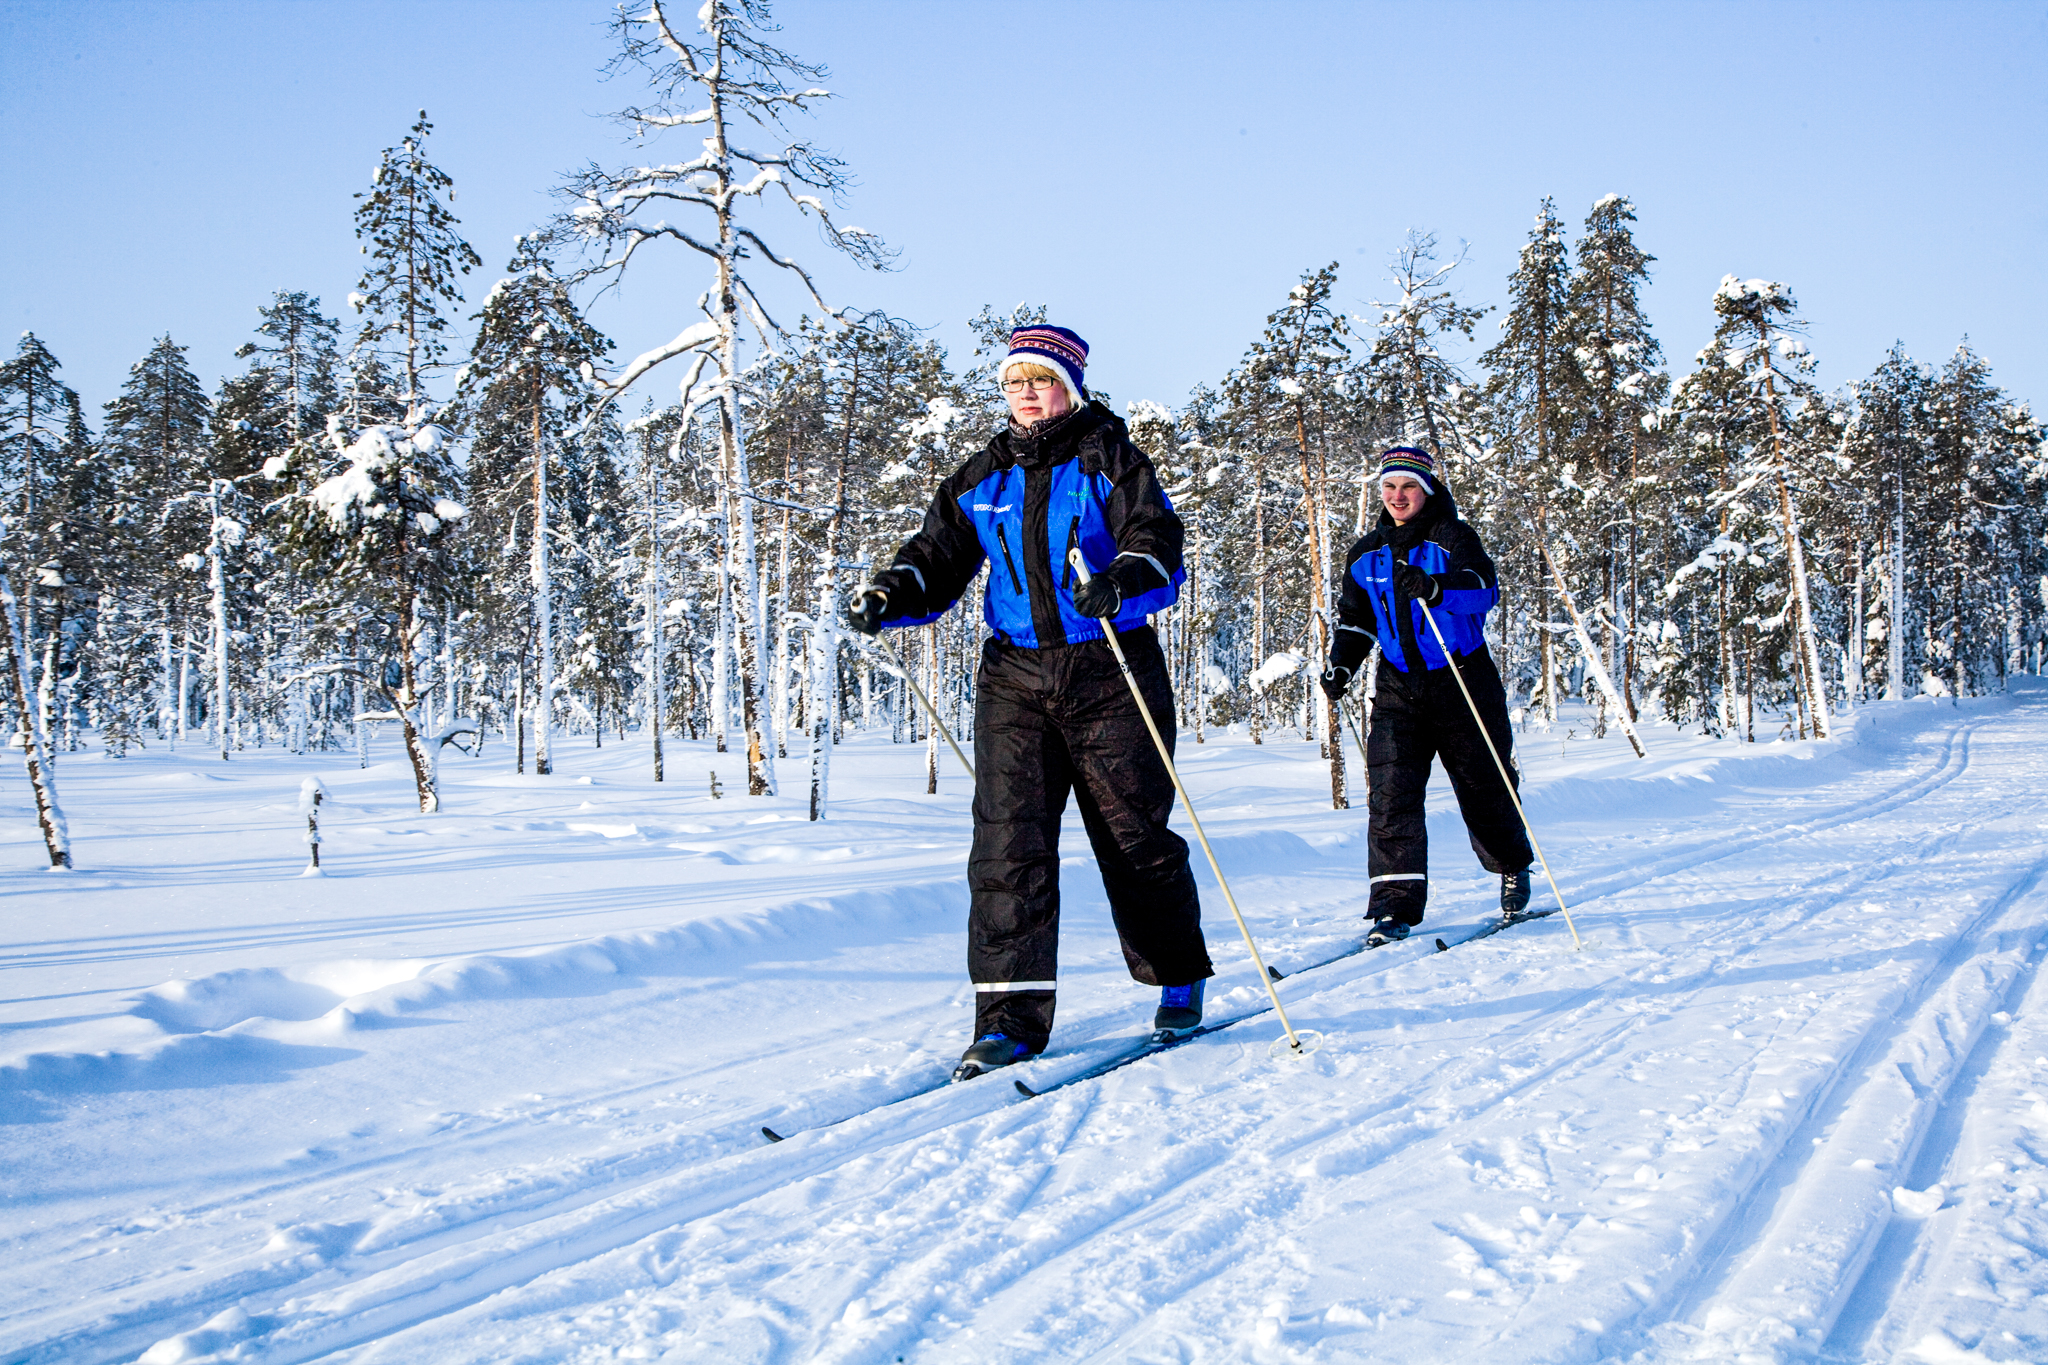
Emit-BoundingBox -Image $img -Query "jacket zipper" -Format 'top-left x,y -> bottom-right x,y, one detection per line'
1060,516 -> 1081,589
995,523 -> 1024,595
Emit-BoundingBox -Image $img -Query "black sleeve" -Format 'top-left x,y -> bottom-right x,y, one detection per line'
878,451 -> 994,623
1433,519 -> 1501,592
1330,533 -> 1378,672
1091,419 -> 1182,590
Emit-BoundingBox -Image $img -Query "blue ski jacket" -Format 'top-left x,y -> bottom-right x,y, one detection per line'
872,402 -> 1184,649
1332,488 -> 1501,674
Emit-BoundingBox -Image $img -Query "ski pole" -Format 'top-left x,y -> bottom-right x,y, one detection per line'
1338,695 -> 1370,774
1418,602 -> 1583,951
877,631 -> 974,780
1069,550 -> 1316,1057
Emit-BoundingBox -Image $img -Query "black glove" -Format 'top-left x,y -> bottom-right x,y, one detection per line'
1319,665 -> 1353,700
1070,555 -> 1166,620
1071,574 -> 1120,619
1393,562 -> 1444,607
845,585 -> 890,637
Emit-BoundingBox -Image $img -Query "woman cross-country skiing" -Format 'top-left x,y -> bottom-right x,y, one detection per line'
845,325 -> 1215,1079
1320,446 -> 1534,947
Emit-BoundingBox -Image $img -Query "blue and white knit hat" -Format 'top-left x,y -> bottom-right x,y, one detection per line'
1377,445 -> 1437,494
1003,325 -> 1089,411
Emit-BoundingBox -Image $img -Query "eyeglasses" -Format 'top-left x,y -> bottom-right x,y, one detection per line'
1001,376 -> 1061,394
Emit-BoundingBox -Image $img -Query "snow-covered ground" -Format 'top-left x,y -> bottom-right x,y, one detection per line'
4,686 -> 2047,1364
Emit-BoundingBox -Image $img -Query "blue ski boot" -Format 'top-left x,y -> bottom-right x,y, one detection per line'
953,1034 -> 1034,1082
1153,980 -> 1206,1037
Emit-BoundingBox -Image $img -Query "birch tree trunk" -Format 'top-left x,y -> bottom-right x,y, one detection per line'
0,571 -> 70,867
1754,325 -> 1831,739
532,391 -> 555,775
208,482 -> 232,762
643,431 -> 666,782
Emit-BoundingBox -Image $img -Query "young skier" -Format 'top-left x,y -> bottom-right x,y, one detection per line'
1320,446 -> 1534,947
845,325 -> 1215,1077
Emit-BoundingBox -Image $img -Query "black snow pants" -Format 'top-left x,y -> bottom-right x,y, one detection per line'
968,627 -> 1214,1049
1367,645 -> 1533,926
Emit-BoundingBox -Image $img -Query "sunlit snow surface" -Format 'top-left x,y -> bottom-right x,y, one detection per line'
4,687 -> 2048,1364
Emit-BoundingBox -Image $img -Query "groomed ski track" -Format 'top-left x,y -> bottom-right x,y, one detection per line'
4,687 -> 2046,1363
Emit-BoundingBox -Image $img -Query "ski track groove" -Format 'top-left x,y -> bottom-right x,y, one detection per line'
1820,917 -> 2048,1361
12,706 -> 2008,1365
1607,767 -> 2045,1361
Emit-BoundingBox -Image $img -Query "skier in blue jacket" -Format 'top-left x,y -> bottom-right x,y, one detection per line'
845,325 -> 1214,1077
1320,446 -> 1533,946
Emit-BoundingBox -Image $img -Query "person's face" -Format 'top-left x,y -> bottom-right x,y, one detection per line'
1003,368 -> 1071,426
1381,475 -> 1428,524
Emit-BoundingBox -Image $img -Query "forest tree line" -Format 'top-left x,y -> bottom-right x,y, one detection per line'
0,1 -> 2039,848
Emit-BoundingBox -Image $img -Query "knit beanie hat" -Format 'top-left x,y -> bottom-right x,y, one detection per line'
1377,445 -> 1437,495
1002,325 -> 1089,412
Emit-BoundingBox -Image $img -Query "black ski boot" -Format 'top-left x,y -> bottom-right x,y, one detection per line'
1501,868 -> 1533,919
1366,917 -> 1411,948
952,1034 -> 1035,1082
1153,981 -> 1205,1037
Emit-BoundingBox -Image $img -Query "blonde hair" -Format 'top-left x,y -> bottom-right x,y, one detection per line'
1002,360 -> 1060,383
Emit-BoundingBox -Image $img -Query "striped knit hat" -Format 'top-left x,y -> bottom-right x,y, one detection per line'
1002,325 -> 1089,412
1377,445 -> 1437,495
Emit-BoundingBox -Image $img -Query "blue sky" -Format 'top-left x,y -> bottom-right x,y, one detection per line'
3,0 -> 2042,421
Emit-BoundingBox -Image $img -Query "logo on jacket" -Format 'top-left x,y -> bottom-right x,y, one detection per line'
971,503 -> 1013,513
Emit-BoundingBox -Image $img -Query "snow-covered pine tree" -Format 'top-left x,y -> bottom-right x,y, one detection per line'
1221,263 -> 1357,807
270,414 -> 468,810
0,334 -> 91,754
1710,276 -> 1831,738
1843,344 -> 1931,700
1923,343 -> 2045,696
0,333 -> 79,544
456,232 -> 610,775
213,294 -> 342,754
236,292 -> 342,450
1480,200 -> 1574,721
101,337 -> 213,745
564,0 -> 891,797
1558,196 -> 1667,722
1365,233 -> 1492,472
350,112 -> 482,422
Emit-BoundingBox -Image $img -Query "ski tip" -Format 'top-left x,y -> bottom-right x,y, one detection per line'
1266,965 -> 1285,981
760,1126 -> 784,1144
1013,1078 -> 1038,1098
1435,938 -> 1449,952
